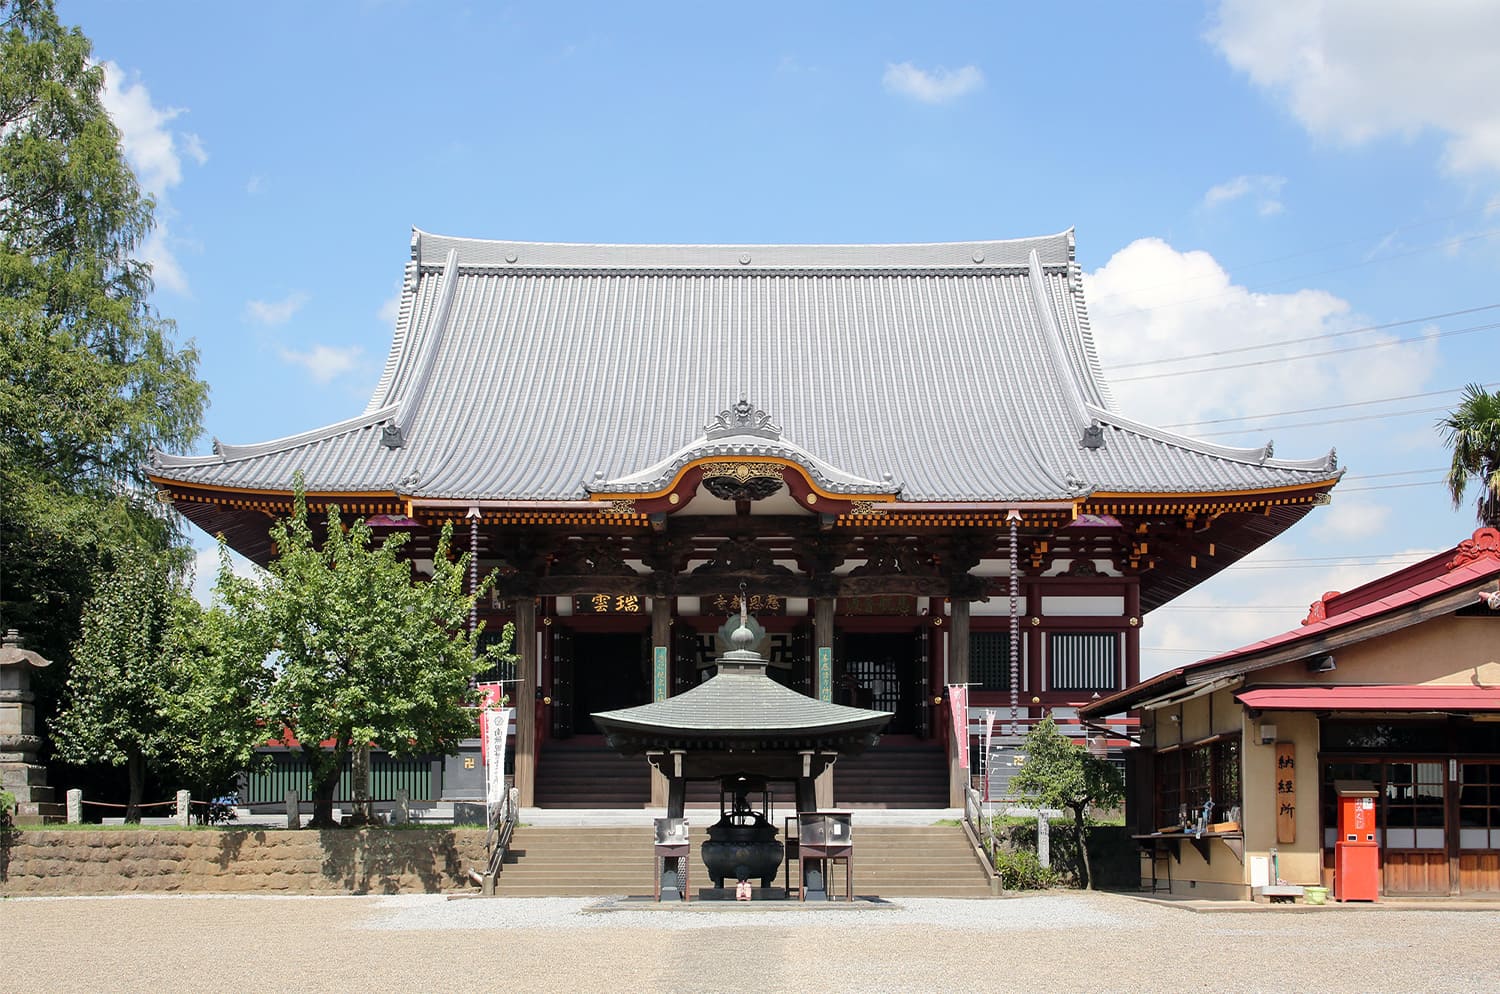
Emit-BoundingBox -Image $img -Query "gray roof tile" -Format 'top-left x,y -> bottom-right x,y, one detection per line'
152,229 -> 1341,501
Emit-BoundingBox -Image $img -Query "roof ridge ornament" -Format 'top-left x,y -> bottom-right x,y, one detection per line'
704,399 -> 782,441
1449,527 -> 1500,570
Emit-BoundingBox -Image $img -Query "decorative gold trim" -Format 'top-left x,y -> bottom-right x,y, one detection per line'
700,461 -> 783,484
608,499 -> 638,515
849,500 -> 888,516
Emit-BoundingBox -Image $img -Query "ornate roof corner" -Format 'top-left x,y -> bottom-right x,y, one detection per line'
704,400 -> 782,441
1327,448 -> 1338,472
211,437 -> 226,462
380,423 -> 405,449
1260,440 -> 1274,464
1079,422 -> 1105,449
1449,528 -> 1500,570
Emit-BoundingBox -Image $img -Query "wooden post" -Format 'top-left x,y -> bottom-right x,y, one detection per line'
1124,579 -> 1142,688
948,597 -> 971,808
652,595 -> 672,702
514,596 -> 538,807
814,596 -> 835,803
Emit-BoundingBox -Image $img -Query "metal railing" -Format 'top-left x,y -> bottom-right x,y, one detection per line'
478,781 -> 519,895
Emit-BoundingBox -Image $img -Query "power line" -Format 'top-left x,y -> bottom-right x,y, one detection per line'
1340,467 -> 1445,481
1111,306 -> 1500,372
1162,387 -> 1498,430
1336,480 -> 1445,494
1192,403 -> 1453,438
1113,321 -> 1499,384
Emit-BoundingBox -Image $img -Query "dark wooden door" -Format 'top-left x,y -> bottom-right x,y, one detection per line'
550,626 -> 574,739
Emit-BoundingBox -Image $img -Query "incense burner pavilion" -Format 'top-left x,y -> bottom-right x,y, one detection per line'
150,229 -> 1342,808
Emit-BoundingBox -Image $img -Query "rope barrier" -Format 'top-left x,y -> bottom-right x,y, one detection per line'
79,799 -> 180,809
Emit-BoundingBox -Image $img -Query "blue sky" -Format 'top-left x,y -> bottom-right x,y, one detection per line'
66,1 -> 1499,676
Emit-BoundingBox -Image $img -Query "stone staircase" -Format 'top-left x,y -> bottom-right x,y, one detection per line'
833,743 -> 949,808
534,743 -> 651,808
491,823 -> 994,898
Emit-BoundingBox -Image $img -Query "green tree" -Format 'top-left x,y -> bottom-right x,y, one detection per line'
1440,383 -> 1500,528
221,492 -> 502,827
158,586 -> 275,819
51,547 -> 179,821
1010,716 -> 1124,890
0,0 -> 206,675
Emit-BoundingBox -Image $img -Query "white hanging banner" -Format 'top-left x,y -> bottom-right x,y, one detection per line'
947,685 -> 970,769
484,706 -> 514,818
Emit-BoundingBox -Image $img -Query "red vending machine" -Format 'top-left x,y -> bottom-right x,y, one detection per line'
1334,781 -> 1379,902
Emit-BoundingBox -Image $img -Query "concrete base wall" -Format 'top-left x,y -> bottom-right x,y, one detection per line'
0,828 -> 488,896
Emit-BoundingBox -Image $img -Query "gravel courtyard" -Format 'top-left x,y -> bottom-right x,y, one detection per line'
4,891 -> 1498,993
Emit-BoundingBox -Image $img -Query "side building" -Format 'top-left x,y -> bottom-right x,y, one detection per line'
150,229 -> 1342,808
1082,528 -> 1500,899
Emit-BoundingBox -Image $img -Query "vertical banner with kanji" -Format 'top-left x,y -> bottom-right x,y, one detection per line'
1275,742 -> 1296,844
817,647 -> 833,702
948,685 -> 970,769
653,646 -> 669,702
484,705 -> 514,824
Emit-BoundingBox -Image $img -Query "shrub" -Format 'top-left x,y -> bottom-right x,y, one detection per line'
992,846 -> 1057,890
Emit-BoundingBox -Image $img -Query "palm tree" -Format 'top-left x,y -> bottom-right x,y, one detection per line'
1439,383 -> 1500,528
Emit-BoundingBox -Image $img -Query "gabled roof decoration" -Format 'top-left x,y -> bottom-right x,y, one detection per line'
151,229 -> 1343,504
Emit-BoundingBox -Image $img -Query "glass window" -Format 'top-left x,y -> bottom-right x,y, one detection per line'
1460,763 -> 1500,850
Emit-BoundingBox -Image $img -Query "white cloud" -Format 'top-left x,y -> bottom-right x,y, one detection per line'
882,62 -> 984,104
96,61 -> 204,294
1202,174 -> 1286,216
246,174 -> 264,195
140,229 -> 188,295
1209,0 -> 1500,174
377,286 -> 402,326
1140,543 -> 1440,678
244,291 -> 310,326
278,343 -> 364,383
1084,238 -> 1438,431
1309,499 -> 1393,542
189,543 -> 261,608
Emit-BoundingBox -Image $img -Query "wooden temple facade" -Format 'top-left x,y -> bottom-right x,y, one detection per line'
149,230 -> 1342,808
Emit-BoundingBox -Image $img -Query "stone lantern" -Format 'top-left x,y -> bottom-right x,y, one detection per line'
0,629 -> 63,823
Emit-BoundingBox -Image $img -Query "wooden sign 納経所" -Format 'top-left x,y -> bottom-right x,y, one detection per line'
1275,742 -> 1296,844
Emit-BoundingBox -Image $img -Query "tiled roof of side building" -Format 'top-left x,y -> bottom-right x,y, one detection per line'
151,229 -> 1341,502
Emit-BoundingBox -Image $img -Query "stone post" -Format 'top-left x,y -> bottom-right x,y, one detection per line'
285,789 -> 301,830
351,743 -> 372,823
393,788 -> 410,825
67,788 -> 82,824
175,790 -> 191,826
1037,812 -> 1051,868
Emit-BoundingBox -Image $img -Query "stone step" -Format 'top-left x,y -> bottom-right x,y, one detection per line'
493,824 -> 991,898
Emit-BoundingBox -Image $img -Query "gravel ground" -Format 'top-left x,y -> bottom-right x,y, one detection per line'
3,891 -> 1498,993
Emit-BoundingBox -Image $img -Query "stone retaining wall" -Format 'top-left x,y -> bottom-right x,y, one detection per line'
0,828 -> 488,896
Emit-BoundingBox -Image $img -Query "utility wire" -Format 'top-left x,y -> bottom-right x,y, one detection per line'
1113,321 -> 1499,384
1162,387 -> 1498,430
1191,403 -> 1453,438
1110,306 -> 1500,372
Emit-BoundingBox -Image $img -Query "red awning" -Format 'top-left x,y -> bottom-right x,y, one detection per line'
1237,685 -> 1500,712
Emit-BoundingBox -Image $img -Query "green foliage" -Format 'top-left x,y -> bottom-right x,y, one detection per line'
1439,382 -> 1500,527
0,788 -> 14,822
52,546 -> 178,819
157,588 -> 274,815
1010,717 -> 1125,889
991,845 -> 1057,890
0,0 -> 205,697
217,487 -> 503,826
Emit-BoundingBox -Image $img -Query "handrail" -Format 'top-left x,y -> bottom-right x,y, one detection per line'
962,786 -> 1002,893
478,783 -> 519,895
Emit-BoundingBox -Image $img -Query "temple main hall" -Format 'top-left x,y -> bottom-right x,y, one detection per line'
149,229 -> 1342,808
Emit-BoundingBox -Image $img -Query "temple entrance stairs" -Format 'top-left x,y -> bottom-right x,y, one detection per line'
490,823 -> 994,898
534,741 -> 651,808
831,739 -> 948,808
